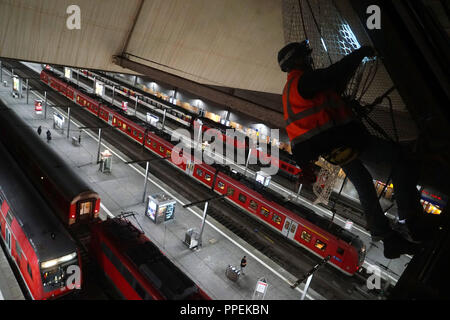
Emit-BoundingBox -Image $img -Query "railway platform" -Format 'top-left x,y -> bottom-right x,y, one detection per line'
0,245 -> 25,300
0,69 -> 327,300
60,64 -> 411,285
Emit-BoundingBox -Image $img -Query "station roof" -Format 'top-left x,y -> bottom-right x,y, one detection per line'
0,0 -> 421,137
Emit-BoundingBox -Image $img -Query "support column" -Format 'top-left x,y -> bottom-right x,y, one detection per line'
142,161 -> 150,203
97,128 -> 102,163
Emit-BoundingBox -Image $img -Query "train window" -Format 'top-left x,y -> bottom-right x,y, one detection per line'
337,247 -> 345,256
272,213 -> 282,225
238,193 -> 247,204
315,239 -> 327,251
121,265 -> 134,287
6,210 -> 13,225
16,240 -> 22,259
113,118 -> 117,124
152,142 -> 157,148
134,282 -> 146,300
27,263 -> 33,280
260,207 -> 270,217
205,174 -> 211,181
227,187 -> 235,196
159,146 -> 164,153
290,224 -> 296,233
147,139 -> 151,145
133,130 -> 137,136
101,242 -> 113,260
249,200 -> 258,210
284,221 -> 290,229
217,181 -> 225,190
301,231 -> 312,243
166,150 -> 171,157
127,127 -> 131,133
196,168 -> 203,177
139,133 -> 143,139
122,123 -> 126,130
79,201 -> 92,216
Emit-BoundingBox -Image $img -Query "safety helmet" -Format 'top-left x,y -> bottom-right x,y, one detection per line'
277,40 -> 313,72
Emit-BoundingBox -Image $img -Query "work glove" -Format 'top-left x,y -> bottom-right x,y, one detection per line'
359,45 -> 376,58
297,162 -> 318,186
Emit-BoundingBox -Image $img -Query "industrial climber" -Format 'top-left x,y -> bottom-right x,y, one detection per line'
277,40 -> 437,259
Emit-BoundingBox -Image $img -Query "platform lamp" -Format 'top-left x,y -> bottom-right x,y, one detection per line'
125,156 -> 172,203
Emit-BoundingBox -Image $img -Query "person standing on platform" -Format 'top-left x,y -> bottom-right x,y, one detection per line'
37,125 -> 42,136
240,256 -> 247,275
46,129 -> 51,143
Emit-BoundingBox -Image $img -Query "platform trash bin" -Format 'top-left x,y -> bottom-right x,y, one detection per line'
225,265 -> 240,282
72,136 -> 79,146
184,228 -> 199,249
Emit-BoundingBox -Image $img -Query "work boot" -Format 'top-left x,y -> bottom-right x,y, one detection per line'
406,213 -> 444,242
383,231 -> 420,259
392,222 -> 421,244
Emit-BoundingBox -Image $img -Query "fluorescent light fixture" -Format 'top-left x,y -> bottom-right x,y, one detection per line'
321,38 -> 328,52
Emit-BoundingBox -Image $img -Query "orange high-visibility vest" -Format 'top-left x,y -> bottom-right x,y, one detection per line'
282,70 -> 355,147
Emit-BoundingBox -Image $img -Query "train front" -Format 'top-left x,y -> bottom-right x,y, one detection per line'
38,245 -> 82,299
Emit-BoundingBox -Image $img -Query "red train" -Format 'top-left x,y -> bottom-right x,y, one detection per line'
41,69 -> 365,275
89,215 -> 211,300
0,141 -> 82,300
68,67 -> 302,179
0,107 -> 101,226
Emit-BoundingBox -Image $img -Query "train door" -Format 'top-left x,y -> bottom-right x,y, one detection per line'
282,218 -> 298,240
185,159 -> 194,176
5,226 -> 11,254
108,114 -> 113,125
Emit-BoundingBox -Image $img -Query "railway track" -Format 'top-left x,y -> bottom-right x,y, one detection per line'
3,59 -> 386,300
64,66 -> 371,227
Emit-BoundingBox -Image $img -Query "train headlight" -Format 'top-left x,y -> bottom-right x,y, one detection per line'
41,252 -> 77,269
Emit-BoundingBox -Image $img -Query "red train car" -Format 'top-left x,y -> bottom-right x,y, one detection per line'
0,106 -> 100,226
0,142 -> 81,300
89,216 -> 211,300
54,67 -> 301,179
41,69 -> 365,275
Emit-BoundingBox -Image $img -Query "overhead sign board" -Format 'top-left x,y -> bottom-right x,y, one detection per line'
95,82 -> 104,96
64,67 -> 72,79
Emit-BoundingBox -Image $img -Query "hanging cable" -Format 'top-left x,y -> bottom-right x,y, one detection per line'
305,0 -> 333,65
358,58 -> 379,101
298,0 -> 308,41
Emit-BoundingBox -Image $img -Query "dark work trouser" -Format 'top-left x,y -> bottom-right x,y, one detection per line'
341,135 -> 422,238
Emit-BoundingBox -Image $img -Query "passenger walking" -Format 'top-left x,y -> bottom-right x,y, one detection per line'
37,125 -> 42,136
240,256 -> 247,275
46,130 -> 51,143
